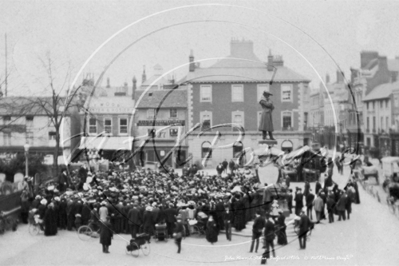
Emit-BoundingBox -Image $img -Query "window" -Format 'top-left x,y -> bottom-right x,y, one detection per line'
49,131 -> 56,141
26,116 -> 34,127
26,132 -> 34,145
89,118 -> 97,134
373,117 -> 376,131
170,128 -> 178,137
201,141 -> 212,159
147,109 -> 155,119
282,111 -> 293,130
281,84 -> 293,102
387,117 -> 389,130
4,132 -> 11,146
257,111 -> 262,128
119,118 -> 128,135
381,117 -> 384,131
232,111 -> 244,131
367,102 -> 369,110
373,102 -> 375,110
367,117 -> 370,131
257,84 -> 269,102
200,111 -> 212,131
170,109 -> 177,118
200,85 -> 212,102
231,84 -> 244,102
386,100 -> 389,109
3,116 -> 11,123
104,118 -> 112,134
380,100 -> 383,108
367,137 -> 371,147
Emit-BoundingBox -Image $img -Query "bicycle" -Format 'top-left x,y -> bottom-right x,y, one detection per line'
77,220 -> 101,241
126,233 -> 151,257
28,212 -> 43,236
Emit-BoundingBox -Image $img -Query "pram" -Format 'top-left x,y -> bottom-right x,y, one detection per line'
126,233 -> 151,257
154,223 -> 168,242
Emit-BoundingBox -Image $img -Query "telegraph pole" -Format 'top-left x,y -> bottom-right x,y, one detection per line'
5,33 -> 7,97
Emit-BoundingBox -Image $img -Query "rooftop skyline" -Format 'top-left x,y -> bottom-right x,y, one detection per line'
1,0 -> 398,96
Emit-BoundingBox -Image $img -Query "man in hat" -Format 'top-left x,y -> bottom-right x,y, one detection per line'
250,211 -> 265,253
128,203 -> 142,238
258,91 -> 275,140
294,188 -> 304,216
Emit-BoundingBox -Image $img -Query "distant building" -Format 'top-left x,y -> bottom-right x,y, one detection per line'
182,39 -> 312,167
352,51 -> 399,156
0,97 -> 80,164
132,64 -> 188,168
79,95 -> 135,162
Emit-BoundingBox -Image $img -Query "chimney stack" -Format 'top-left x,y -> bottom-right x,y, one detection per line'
267,49 -> 274,71
142,65 -> 147,84
189,50 -> 195,72
132,76 -> 137,100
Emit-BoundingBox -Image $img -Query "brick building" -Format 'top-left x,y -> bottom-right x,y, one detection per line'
133,65 -> 188,168
182,39 -> 312,168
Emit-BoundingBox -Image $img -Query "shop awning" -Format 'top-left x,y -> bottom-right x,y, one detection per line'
79,136 -> 132,151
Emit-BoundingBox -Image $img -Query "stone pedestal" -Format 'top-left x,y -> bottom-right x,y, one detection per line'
258,139 -> 278,146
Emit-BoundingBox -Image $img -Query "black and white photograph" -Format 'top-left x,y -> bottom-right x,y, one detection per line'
0,0 -> 399,265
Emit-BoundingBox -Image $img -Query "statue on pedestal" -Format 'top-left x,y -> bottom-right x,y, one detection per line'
258,91 -> 275,140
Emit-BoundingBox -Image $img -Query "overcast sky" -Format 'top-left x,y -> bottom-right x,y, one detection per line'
0,0 -> 398,96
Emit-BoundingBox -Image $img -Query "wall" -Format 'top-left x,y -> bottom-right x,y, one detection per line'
190,82 -> 302,132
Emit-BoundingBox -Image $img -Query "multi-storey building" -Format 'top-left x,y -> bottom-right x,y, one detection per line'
351,51 -> 399,155
132,64 -> 188,168
79,81 -> 135,162
363,82 -> 396,156
182,39 -> 312,167
0,97 -> 80,164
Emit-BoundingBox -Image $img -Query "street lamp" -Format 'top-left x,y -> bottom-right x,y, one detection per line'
24,142 -> 30,177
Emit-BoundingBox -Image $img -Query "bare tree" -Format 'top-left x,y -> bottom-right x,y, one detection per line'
28,55 -> 83,176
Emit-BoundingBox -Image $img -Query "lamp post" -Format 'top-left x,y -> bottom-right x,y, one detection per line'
24,142 -> 30,177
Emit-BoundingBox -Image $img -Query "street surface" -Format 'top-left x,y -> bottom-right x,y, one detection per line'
1,164 -> 399,266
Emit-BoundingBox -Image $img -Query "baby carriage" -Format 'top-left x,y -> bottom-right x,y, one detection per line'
126,233 -> 151,257
154,223 -> 168,242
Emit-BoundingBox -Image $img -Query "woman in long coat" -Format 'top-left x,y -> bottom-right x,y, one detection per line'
206,216 -> 218,244
44,203 -> 58,236
233,194 -> 246,231
100,218 -> 113,253
276,211 -> 287,245
258,91 -> 275,140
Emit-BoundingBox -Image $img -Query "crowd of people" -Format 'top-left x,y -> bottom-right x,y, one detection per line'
19,153 -> 363,264
23,162 -> 265,253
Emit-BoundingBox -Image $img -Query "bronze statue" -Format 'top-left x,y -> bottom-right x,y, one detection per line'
259,91 -> 275,140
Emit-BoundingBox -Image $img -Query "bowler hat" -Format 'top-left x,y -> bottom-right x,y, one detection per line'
263,91 -> 273,96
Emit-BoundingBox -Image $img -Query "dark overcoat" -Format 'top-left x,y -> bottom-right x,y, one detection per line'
100,221 -> 113,246
258,98 -> 274,132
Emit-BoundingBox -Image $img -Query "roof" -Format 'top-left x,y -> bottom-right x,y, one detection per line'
363,81 -> 399,101
388,59 -> 399,72
135,89 -> 187,108
84,96 -> 135,114
185,63 -> 310,83
0,96 -> 74,116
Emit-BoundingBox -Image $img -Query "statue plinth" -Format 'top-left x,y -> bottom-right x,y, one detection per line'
258,139 -> 278,146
